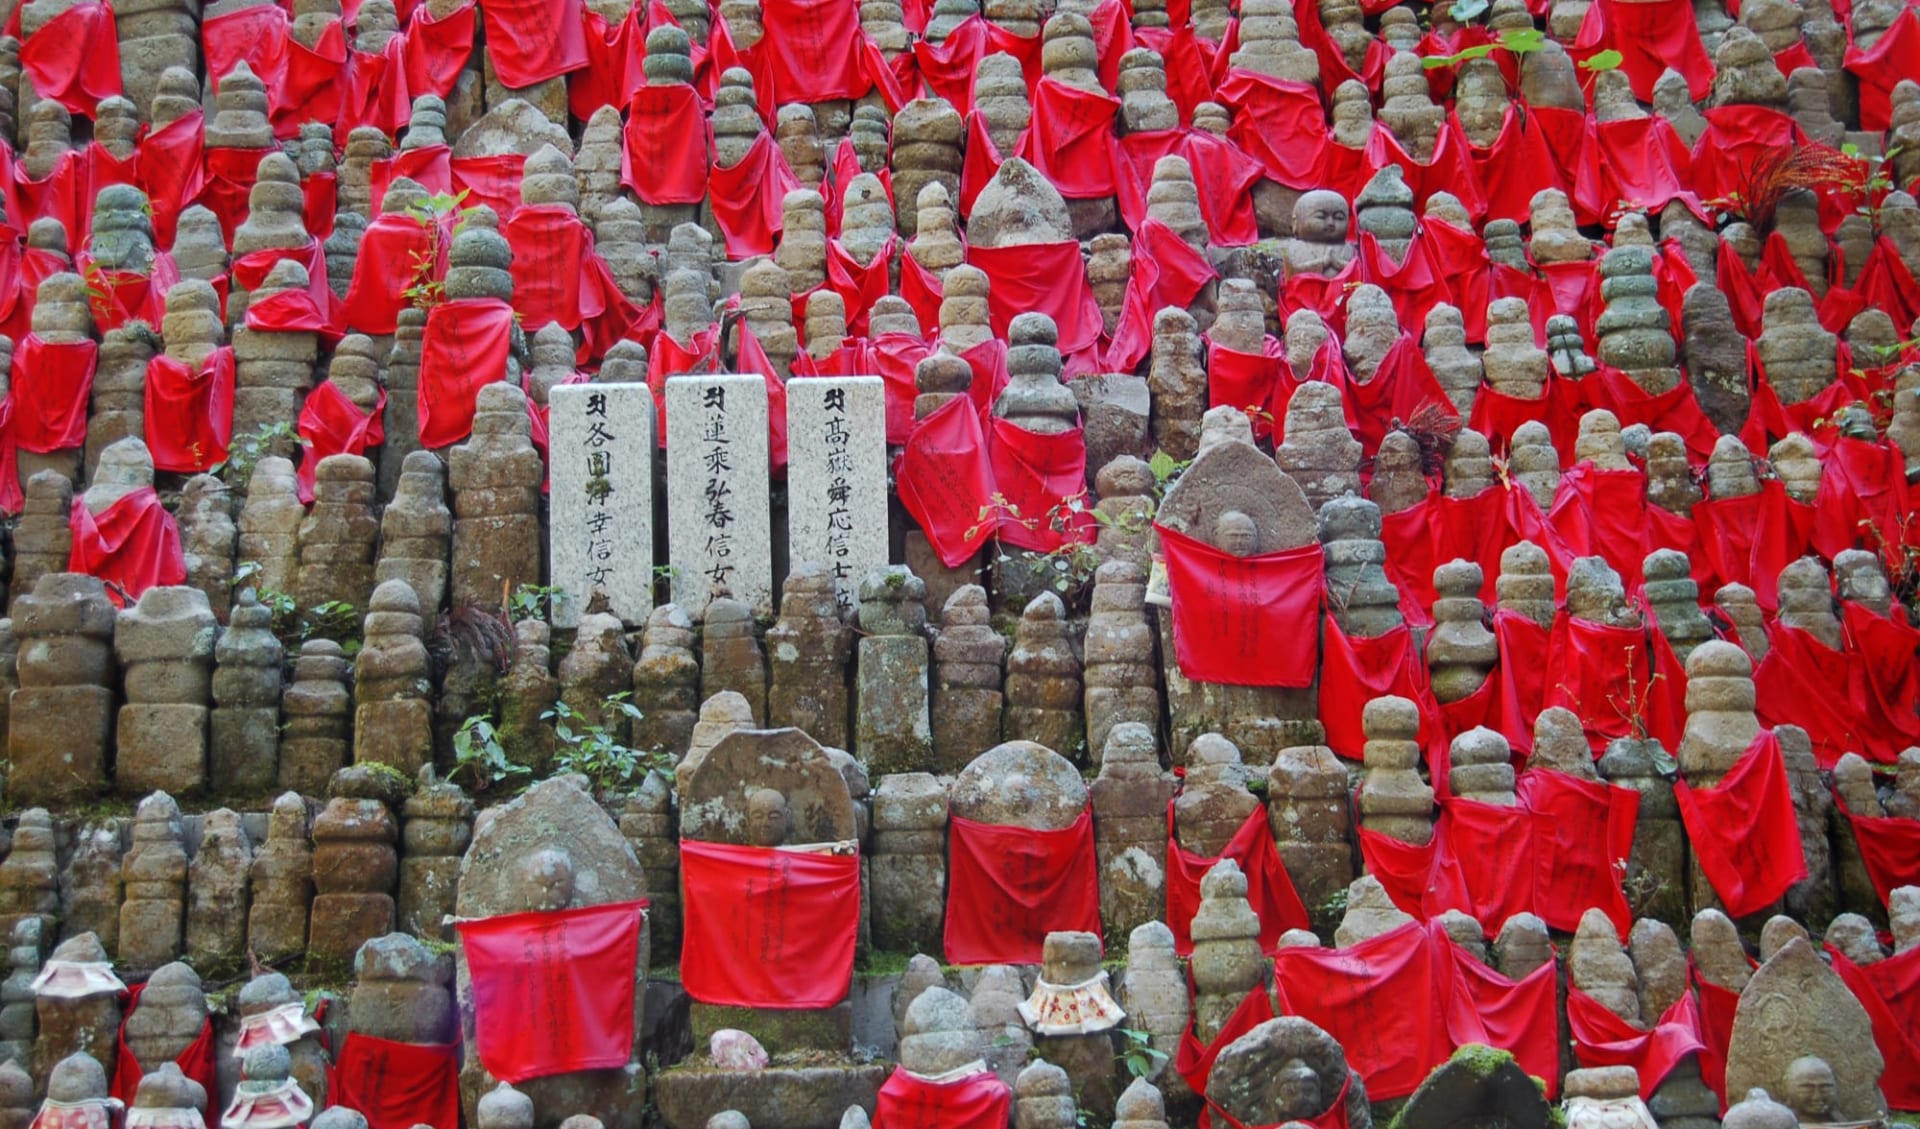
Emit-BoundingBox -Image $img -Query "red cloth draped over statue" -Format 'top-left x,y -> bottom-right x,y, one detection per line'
111,982 -> 217,1106
896,397 -> 996,568
1753,622 -> 1873,766
68,489 -> 186,607
478,0 -> 587,85
1175,987 -> 1276,1129
1271,921 -> 1556,1101
1566,985 -> 1706,1099
1106,218 -> 1219,372
1016,78 -> 1120,199
1686,481 -> 1812,612
966,242 -> 1105,359
456,901 -> 644,1080
1844,601 -> 1920,757
1113,129 -> 1262,248
572,6 -> 646,119
502,205 -> 604,332
144,348 -> 235,475
330,1034 -> 462,1129
1673,730 -> 1808,918
1845,5 -> 1920,130
1834,797 -> 1920,907
1164,803 -> 1309,955
1570,0 -> 1712,100
1318,620 -> 1433,761
618,85 -> 710,207
680,842 -> 859,1007
1828,945 -> 1920,1111
136,111 -> 206,249
1329,336 -> 1455,458
1156,524 -> 1322,688
1541,614 -> 1681,752
1486,609 -> 1552,754
416,298 -> 516,448
1359,771 -> 1637,937
1377,486 -> 1523,613
344,211 -> 446,336
1211,70 -> 1325,189
708,133 -> 800,258
9,335 -> 98,454
1205,336 -> 1292,442
758,0 -> 886,102
15,0 -> 122,116
296,383 -> 387,504
986,419 -> 1091,553
873,1066 -> 1012,1129
1812,436 -> 1917,563
944,808 -> 1101,965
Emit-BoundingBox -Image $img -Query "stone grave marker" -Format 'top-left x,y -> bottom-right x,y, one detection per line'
666,374 -> 772,616
549,382 -> 655,628
786,376 -> 889,612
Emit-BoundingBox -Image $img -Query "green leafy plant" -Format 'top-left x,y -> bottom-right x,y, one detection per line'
509,583 -> 564,622
450,715 -> 532,793
1148,449 -> 1190,499
1579,48 -> 1624,71
543,693 -> 651,792
1422,26 -> 1546,68
1115,1028 -> 1169,1079
214,421 -> 297,488
401,190 -> 471,310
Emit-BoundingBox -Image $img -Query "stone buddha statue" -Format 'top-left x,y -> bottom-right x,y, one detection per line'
747,788 -> 792,848
1215,511 -> 1258,557
521,849 -> 575,913
1783,1057 -> 1883,1129
1280,191 -> 1354,279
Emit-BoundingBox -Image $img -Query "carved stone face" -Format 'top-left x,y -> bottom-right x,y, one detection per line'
1275,1059 -> 1321,1115
1293,191 -> 1350,244
1785,1056 -> 1837,1121
1214,510 -> 1258,558
522,848 -> 575,912
746,788 -> 791,848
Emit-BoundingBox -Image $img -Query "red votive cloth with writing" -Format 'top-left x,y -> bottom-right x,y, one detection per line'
1156,523 -> 1322,687
329,1034 -> 460,1129
896,396 -> 996,568
1673,729 -> 1808,918
872,1065 -> 1011,1129
479,0 -> 587,86
9,335 -> 97,453
144,348 -> 235,474
1164,803 -> 1309,955
416,298 -> 515,448
1270,922 -> 1451,1100
455,900 -> 645,1081
944,808 -> 1100,965
67,489 -> 186,607
986,418 -> 1091,553
679,841 -> 859,1008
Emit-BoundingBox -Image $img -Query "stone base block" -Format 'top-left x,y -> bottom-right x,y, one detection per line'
354,699 -> 435,774
7,686 -> 113,803
854,636 -> 931,775
308,893 -> 394,963
654,1063 -> 887,1129
690,1001 -> 851,1056
117,704 -> 210,796
397,857 -> 461,940
210,707 -> 281,793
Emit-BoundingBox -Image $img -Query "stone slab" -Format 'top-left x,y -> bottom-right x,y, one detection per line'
549,382 -> 656,629
666,374 -> 772,617
785,376 -> 889,613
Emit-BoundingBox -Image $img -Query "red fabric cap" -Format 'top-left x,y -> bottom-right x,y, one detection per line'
479,0 -> 587,86
330,1034 -> 461,1129
1156,523 -> 1322,688
18,1 -> 121,116
144,348 -> 236,475
417,298 -> 516,448
111,983 -> 218,1108
944,808 -> 1101,965
621,84 -> 709,206
456,901 -> 644,1080
1164,803 -> 1310,956
1673,729 -> 1809,918
896,396 -> 996,568
680,842 -> 859,1007
873,1067 -> 1012,1129
67,489 -> 187,608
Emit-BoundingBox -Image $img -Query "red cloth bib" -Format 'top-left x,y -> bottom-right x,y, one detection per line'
1835,796 -> 1920,907
621,84 -> 709,206
9,335 -> 97,454
296,383 -> 387,504
455,901 -> 645,1081
1270,922 -> 1450,1100
1828,945 -> 1920,1110
986,419 -> 1091,553
17,0 -> 122,116
503,204 -> 600,332
1753,622 -> 1870,767
329,1034 -> 461,1129
944,808 -> 1101,965
111,982 -> 217,1107
1016,77 -> 1120,199
344,211 -> 445,336
416,298 -> 515,448
144,348 -> 236,474
135,111 -> 206,249
1211,69 -> 1324,189
1165,803 -> 1309,955
1673,729 -> 1808,918
1566,984 -> 1705,1099
966,241 -> 1105,358
680,841 -> 859,1007
896,396 -> 996,568
67,488 -> 187,607
479,0 -> 587,85
1318,620 -> 1433,762
873,1067 -> 1012,1129
1106,217 -> 1219,372
708,132 -> 800,259
1156,523 -> 1322,687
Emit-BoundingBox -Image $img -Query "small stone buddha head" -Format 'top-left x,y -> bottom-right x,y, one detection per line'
1215,510 -> 1258,557
522,848 -> 575,912
747,788 -> 791,848
1275,1058 -> 1322,1114
1784,1056 -> 1837,1123
1293,191 -> 1350,245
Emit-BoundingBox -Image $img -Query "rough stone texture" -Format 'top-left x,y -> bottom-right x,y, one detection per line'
1267,745 -> 1352,918
1359,697 -> 1432,845
117,794 -> 186,971
449,384 -> 544,612
8,574 -> 118,804
870,773 -> 947,954
248,793 -> 313,964
766,564 -> 853,749
1205,1017 -> 1371,1129
1723,938 -> 1886,1120
855,566 -> 933,775
113,586 -> 219,797
308,770 -> 401,964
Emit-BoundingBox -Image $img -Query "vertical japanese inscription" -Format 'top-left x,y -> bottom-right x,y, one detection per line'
666,373 -> 771,616
786,376 -> 888,611
549,382 -> 654,628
